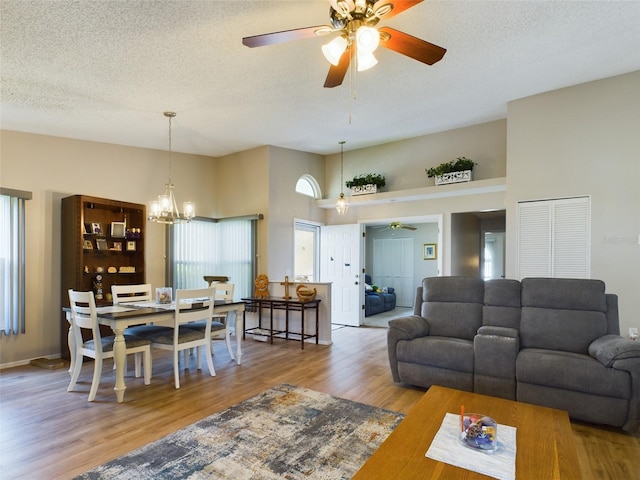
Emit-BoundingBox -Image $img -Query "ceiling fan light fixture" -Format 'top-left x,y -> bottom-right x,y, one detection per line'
357,52 -> 377,71
356,25 -> 380,55
322,35 -> 348,65
374,2 -> 393,18
330,0 -> 355,16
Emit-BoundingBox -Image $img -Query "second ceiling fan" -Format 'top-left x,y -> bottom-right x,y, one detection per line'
242,0 -> 447,88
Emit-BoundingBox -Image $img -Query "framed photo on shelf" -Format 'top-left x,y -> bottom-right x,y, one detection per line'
83,240 -> 93,250
91,222 -> 102,235
423,243 -> 437,260
96,239 -> 108,251
111,222 -> 126,238
112,242 -> 122,251
126,241 -> 136,251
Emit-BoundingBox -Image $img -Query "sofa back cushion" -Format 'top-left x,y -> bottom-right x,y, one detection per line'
483,279 -> 521,328
420,277 -> 484,340
520,278 -> 608,354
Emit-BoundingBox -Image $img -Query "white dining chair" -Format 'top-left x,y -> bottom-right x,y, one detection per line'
147,287 -> 216,389
189,283 -> 236,360
67,289 -> 152,401
111,283 -> 169,376
111,283 -> 152,304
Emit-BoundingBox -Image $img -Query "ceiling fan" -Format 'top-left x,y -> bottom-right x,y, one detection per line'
376,221 -> 417,230
242,0 -> 447,88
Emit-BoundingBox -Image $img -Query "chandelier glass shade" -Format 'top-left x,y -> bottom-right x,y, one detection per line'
336,141 -> 348,216
148,112 -> 195,224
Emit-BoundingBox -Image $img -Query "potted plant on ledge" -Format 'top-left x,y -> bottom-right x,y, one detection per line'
345,173 -> 386,196
426,157 -> 475,186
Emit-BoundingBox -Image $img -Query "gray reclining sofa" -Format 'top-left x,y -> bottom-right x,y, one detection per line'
387,276 -> 640,432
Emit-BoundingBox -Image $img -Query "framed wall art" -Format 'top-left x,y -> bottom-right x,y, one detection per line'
423,243 -> 437,260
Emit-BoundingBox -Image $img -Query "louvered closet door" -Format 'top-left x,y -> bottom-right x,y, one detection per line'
517,196 -> 590,279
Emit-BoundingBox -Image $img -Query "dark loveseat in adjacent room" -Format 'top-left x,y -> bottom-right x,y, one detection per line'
387,276 -> 640,433
364,274 -> 396,317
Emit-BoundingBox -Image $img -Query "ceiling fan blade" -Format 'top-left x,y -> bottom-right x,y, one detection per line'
324,49 -> 351,88
243,25 -> 330,48
379,27 -> 446,65
402,225 -> 418,230
375,0 -> 424,20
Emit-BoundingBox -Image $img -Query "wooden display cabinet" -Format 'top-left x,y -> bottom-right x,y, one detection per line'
61,195 -> 146,359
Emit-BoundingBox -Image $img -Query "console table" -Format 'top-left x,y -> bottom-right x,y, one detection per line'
241,297 -> 321,349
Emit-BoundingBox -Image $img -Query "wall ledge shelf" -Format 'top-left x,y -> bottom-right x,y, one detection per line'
317,177 -> 506,209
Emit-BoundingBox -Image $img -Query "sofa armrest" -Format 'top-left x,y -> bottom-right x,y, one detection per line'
589,335 -> 640,369
387,315 -> 430,382
473,326 -> 520,399
387,287 -> 395,294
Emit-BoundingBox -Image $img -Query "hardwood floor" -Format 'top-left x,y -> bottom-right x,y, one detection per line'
1,326 -> 638,480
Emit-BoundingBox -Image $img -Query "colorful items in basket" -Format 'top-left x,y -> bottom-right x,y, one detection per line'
459,411 -> 498,452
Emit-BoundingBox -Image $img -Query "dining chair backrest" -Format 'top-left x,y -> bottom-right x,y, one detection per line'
212,283 -> 234,303
112,284 -> 152,304
68,289 -> 102,353
175,287 -> 215,328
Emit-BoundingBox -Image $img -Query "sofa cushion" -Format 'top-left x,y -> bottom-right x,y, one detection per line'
521,277 -> 607,312
520,278 -> 608,354
517,348 -> 630,399
422,276 -> 484,303
483,278 -> 521,328
423,303 -> 483,340
420,277 -> 484,340
397,336 -> 474,373
520,308 -> 607,354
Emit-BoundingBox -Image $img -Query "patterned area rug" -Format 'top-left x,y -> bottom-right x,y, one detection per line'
75,384 -> 405,479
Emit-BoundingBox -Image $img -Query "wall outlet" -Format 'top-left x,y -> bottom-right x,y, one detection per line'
629,327 -> 638,341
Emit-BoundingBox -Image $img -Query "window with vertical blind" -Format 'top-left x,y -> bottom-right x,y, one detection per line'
517,196 -> 590,279
1,188 -> 31,336
168,216 -> 258,300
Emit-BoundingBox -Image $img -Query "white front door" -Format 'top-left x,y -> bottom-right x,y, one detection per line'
320,224 -> 363,327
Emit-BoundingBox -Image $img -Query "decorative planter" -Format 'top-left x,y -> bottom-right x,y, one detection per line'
350,184 -> 378,196
435,170 -> 472,186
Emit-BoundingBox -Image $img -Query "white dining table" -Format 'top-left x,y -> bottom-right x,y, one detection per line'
64,299 -> 245,402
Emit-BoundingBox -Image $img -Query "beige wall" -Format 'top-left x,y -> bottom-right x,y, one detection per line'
323,120 -> 509,275
505,71 -> 640,337
0,132 -> 216,365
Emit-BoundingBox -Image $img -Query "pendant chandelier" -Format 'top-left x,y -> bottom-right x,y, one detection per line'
148,112 -> 195,224
335,141 -> 348,216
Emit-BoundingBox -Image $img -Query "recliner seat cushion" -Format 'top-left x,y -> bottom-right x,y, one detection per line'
517,348 -> 630,399
397,336 -> 474,373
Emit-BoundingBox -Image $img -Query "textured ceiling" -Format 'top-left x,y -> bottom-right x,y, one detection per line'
1,1 -> 639,157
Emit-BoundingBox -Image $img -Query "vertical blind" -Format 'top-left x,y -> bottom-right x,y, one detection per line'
1,188 -> 31,336
169,217 -> 256,300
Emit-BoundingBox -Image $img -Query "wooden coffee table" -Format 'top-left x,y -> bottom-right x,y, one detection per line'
354,386 -> 582,479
